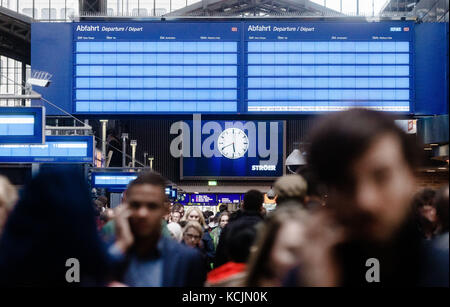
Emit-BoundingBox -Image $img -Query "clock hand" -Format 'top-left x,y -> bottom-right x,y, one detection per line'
232,142 -> 235,152
221,143 -> 233,150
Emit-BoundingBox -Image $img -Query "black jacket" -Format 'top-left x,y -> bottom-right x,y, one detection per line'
214,210 -> 263,268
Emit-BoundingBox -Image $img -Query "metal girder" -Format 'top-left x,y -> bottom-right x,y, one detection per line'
0,6 -> 31,64
168,0 -> 344,17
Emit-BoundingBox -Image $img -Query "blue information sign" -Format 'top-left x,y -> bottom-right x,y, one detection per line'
217,194 -> 241,203
245,22 -> 413,113
73,22 -> 240,114
32,21 -> 448,115
91,172 -> 138,188
190,194 -> 217,204
0,107 -> 45,144
0,135 -> 94,163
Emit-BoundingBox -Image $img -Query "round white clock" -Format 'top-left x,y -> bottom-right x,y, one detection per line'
217,128 -> 249,159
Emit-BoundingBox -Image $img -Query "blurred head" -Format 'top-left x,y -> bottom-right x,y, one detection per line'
218,212 -> 230,229
184,207 -> 206,228
243,190 -> 264,213
97,195 -> 108,207
308,109 -> 419,242
172,203 -> 184,217
0,167 -> 109,286
246,205 -> 309,286
434,185 -> 449,233
219,204 -> 228,213
167,222 -> 183,242
125,172 -> 168,240
170,211 -> 181,223
273,174 -> 308,206
297,166 -> 326,210
183,221 -> 204,248
413,188 -> 438,233
0,176 -> 18,236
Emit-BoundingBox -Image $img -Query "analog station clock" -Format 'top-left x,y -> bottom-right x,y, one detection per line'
217,128 -> 249,159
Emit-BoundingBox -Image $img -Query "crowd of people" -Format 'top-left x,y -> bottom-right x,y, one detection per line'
0,109 -> 448,287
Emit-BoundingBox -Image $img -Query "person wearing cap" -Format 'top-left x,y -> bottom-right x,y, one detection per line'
273,174 -> 308,208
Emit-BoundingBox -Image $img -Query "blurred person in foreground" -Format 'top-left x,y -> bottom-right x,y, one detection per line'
0,168 -> 111,286
290,109 -> 448,286
214,190 -> 264,268
246,205 -> 309,287
273,174 -> 308,208
109,172 -> 206,286
0,175 -> 18,238
297,166 -> 327,210
206,212 -> 259,287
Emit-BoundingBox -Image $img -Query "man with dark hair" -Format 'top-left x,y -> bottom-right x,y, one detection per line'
214,190 -> 264,268
110,171 -> 206,286
292,109 -> 448,286
242,190 -> 264,212
413,188 -> 438,239
172,203 -> 185,218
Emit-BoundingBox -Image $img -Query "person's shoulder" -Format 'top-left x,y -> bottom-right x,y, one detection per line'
420,237 -> 449,286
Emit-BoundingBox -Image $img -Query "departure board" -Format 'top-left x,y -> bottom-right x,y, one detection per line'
245,22 -> 413,112
33,21 -> 444,115
92,172 -> 137,188
74,22 -> 240,113
0,136 -> 94,163
0,107 -> 45,144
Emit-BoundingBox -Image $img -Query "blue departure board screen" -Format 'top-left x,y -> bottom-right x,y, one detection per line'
74,22 -> 240,113
0,107 -> 45,144
34,21 -> 448,115
92,172 -> 138,188
0,136 -> 94,163
245,22 -> 413,112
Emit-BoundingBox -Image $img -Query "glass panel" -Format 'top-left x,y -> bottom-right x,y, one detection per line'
19,0 -> 35,18
50,0 -> 66,20
341,0 -> 357,15
155,0 -> 170,14
171,0 -> 186,12
35,0 -> 50,20
4,0 -> 18,12
66,0 -> 79,18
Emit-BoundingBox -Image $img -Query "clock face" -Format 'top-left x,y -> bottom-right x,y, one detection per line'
218,128 -> 249,159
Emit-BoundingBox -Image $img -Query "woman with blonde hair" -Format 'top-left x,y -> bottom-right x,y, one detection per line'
182,207 -> 215,269
182,207 -> 207,227
245,204 -> 310,287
